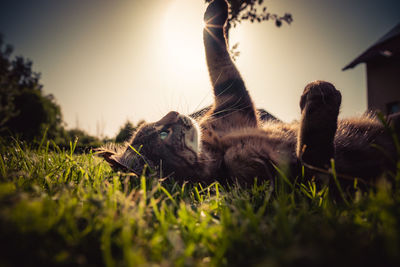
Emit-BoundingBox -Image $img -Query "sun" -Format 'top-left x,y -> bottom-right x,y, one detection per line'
162,0 -> 206,71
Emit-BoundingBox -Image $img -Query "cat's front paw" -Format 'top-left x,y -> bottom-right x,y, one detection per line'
204,0 -> 229,27
297,81 -> 341,169
300,80 -> 341,114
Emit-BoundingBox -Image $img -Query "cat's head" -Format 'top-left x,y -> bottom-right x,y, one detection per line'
97,111 -> 201,179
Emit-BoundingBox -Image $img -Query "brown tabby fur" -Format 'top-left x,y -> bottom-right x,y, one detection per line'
97,0 -> 399,187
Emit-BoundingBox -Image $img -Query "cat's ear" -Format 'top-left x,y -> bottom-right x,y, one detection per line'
95,147 -> 131,172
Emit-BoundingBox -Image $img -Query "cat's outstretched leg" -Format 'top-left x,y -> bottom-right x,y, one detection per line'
203,0 -> 258,126
297,81 -> 342,169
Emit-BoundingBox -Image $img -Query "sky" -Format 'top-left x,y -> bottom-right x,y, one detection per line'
0,0 -> 399,137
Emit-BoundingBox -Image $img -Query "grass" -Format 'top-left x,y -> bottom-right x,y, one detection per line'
0,137 -> 400,267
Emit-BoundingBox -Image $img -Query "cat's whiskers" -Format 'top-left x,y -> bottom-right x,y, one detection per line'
191,71 -> 223,114
204,11 -> 225,28
204,25 -> 226,49
206,104 -> 254,124
215,80 -> 235,96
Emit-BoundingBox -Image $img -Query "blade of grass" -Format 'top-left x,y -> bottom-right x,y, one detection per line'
330,159 -> 350,206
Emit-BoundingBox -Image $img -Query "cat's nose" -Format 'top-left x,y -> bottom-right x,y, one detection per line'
156,111 -> 179,125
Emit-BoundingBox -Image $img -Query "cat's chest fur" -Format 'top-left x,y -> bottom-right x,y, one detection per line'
199,120 -> 299,183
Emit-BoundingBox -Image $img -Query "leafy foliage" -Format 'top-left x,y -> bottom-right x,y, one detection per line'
0,35 -> 63,141
0,137 -> 400,266
0,35 -> 102,151
205,0 -> 293,37
115,120 -> 145,143
57,128 -> 103,153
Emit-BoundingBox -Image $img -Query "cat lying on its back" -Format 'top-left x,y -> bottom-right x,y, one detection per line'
98,0 -> 399,186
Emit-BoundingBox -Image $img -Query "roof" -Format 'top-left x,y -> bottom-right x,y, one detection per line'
343,22 -> 400,70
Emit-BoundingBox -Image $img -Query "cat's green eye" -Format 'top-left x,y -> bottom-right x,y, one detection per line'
160,131 -> 169,140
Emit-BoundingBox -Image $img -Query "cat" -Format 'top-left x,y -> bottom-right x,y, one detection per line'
97,0 -> 399,187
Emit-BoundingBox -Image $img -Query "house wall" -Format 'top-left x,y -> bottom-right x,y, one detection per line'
367,57 -> 400,114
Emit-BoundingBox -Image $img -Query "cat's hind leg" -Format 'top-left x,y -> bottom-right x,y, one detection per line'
296,81 -> 342,169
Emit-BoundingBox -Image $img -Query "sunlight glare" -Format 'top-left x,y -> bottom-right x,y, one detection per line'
162,0 -> 205,71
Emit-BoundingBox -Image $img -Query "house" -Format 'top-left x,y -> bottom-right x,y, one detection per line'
343,22 -> 400,115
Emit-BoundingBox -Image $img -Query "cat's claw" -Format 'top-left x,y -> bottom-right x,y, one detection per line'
204,0 -> 229,27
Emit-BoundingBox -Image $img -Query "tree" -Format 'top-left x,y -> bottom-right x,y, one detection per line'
205,0 -> 293,38
57,128 -> 102,153
0,35 -> 17,128
0,34 -> 63,141
115,120 -> 145,143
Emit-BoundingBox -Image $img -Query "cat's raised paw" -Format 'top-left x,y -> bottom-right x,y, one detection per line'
297,81 -> 342,169
300,80 -> 342,114
204,0 -> 229,27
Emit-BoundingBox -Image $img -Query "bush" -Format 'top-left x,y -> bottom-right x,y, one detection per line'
115,120 -> 145,143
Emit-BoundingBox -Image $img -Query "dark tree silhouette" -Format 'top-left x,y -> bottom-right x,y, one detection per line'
0,35 -> 18,128
115,120 -> 146,143
0,34 -> 63,141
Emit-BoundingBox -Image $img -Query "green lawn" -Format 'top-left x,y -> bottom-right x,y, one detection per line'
0,138 -> 400,267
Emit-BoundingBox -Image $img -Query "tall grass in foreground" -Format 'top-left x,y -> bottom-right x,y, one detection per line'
0,138 -> 400,267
